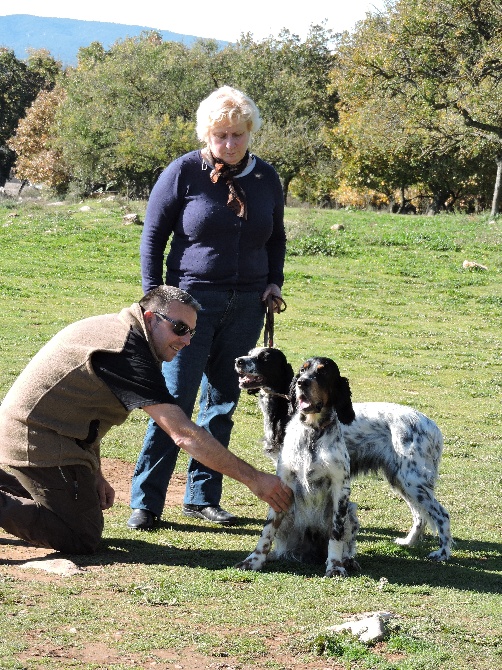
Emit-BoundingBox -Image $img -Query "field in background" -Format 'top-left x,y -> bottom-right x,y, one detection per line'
0,198 -> 501,669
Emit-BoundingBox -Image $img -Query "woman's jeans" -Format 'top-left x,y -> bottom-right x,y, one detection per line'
130,289 -> 265,516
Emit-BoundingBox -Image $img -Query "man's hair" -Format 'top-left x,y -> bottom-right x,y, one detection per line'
196,85 -> 262,143
139,285 -> 201,314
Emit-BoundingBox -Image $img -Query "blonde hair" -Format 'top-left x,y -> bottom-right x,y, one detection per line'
196,86 -> 262,143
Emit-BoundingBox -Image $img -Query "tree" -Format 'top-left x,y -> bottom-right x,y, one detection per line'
329,89 -> 495,212
25,48 -> 62,87
251,119 -> 332,204
334,0 -> 502,214
19,27 -> 343,201
330,94 -> 422,209
55,33 -> 223,195
0,48 -> 60,186
8,87 -> 69,192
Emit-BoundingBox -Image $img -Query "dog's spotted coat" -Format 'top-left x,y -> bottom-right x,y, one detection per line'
235,348 -> 452,561
235,356 -> 360,577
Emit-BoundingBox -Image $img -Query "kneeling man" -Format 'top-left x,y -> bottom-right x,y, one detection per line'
0,285 -> 291,554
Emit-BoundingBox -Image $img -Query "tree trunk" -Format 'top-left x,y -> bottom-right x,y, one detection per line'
490,153 -> 502,218
427,190 -> 449,215
0,161 -> 12,188
282,175 -> 292,205
399,186 -> 406,212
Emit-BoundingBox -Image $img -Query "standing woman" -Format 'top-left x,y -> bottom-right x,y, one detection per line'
127,86 -> 286,530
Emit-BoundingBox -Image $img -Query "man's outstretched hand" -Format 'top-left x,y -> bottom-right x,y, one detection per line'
250,472 -> 292,512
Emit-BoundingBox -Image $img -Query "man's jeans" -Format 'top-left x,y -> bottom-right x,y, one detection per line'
130,289 -> 265,516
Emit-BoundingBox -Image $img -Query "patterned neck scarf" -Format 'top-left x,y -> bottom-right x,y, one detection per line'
208,150 -> 249,219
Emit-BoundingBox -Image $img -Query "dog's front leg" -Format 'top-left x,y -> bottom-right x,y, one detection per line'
235,510 -> 285,572
325,483 -> 351,578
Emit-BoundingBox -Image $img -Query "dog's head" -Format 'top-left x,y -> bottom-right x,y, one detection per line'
290,357 -> 355,425
235,347 -> 294,395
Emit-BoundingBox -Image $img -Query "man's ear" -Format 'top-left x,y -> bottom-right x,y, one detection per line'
143,310 -> 155,328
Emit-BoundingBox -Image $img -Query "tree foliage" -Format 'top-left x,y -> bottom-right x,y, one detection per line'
22,26 -> 338,200
8,86 -> 69,191
7,9 -> 502,212
333,0 -> 502,212
54,32 -> 221,195
0,48 -> 61,185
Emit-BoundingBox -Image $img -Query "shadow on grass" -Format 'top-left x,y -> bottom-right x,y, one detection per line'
2,522 -> 500,596
361,560 -> 500,600
97,534 -> 501,596
155,515 -> 266,534
359,523 -> 501,559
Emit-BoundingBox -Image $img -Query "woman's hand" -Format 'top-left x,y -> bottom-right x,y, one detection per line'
262,284 -> 285,313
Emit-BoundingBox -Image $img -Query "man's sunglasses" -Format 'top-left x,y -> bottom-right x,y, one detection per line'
155,312 -> 196,339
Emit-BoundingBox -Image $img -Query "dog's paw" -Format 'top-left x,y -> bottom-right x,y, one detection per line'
343,557 -> 361,573
325,560 -> 348,578
394,531 -> 423,547
427,547 -> 450,562
325,566 -> 348,578
234,555 -> 263,571
234,561 -> 254,571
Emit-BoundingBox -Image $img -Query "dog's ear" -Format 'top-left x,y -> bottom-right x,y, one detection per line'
281,362 -> 295,395
288,373 -> 299,415
285,363 -> 294,382
334,376 -> 356,425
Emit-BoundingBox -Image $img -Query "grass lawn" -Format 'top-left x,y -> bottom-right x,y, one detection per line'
0,196 -> 501,669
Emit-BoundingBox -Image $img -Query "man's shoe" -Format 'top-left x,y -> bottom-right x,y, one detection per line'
127,509 -> 158,530
182,504 -> 237,526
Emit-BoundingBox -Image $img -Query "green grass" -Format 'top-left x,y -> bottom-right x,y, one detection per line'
0,197 -> 501,669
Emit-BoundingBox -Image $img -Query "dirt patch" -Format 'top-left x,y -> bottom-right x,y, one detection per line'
101,457 -> 187,507
18,641 -> 342,670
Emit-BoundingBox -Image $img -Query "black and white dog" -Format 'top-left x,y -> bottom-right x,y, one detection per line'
235,356 -> 360,577
235,347 -> 452,561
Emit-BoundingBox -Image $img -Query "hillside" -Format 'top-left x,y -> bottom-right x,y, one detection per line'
0,14 -> 226,66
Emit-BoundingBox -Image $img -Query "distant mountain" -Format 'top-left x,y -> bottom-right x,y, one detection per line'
0,14 -> 226,66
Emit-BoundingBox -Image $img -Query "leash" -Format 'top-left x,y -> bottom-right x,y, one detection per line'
262,388 -> 290,400
263,295 -> 287,348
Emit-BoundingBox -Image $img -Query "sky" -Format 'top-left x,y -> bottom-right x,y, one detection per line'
3,1 -> 387,42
